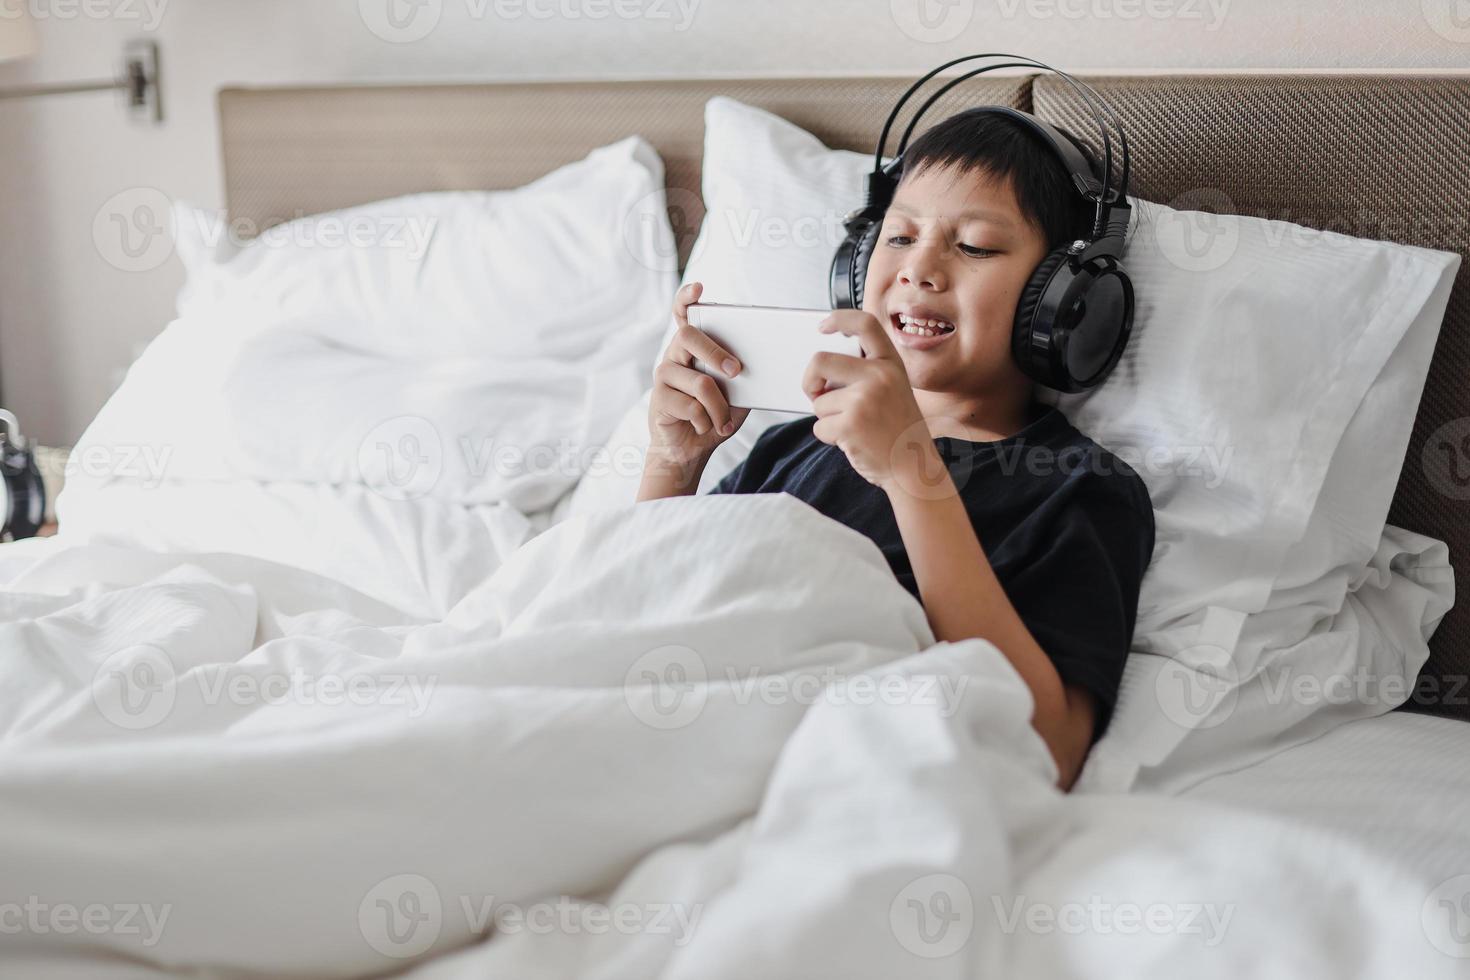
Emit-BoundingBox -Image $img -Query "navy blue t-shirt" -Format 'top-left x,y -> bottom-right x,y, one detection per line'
707,402 -> 1155,740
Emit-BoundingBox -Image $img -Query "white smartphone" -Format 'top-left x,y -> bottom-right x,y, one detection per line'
686,303 -> 865,414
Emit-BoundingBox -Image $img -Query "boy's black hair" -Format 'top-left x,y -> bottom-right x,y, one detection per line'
898,108 -> 1095,251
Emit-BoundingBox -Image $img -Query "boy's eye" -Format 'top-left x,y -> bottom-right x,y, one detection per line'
882,234 -> 996,257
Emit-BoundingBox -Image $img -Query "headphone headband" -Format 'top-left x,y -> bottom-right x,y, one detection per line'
868,53 -> 1131,244
830,55 -> 1138,393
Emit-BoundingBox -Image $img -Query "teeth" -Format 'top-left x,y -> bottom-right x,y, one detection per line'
896,313 -> 954,337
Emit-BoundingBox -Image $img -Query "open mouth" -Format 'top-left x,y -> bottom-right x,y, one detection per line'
894,313 -> 956,337
890,312 -> 956,348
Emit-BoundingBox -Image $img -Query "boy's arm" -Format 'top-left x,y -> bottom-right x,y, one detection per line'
636,448 -> 710,502
884,448 -> 1096,791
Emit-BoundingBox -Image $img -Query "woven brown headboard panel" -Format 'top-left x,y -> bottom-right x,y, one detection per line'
218,76 -> 1029,269
1035,74 -> 1470,721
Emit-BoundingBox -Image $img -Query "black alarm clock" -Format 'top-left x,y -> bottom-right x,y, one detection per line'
1,410 -> 46,541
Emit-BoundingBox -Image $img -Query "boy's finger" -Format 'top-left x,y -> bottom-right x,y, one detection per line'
663,361 -> 733,433
809,383 -> 854,417
660,389 -> 714,435
674,325 -> 741,378
674,281 -> 703,312
819,310 -> 892,360
801,351 -> 865,398
671,282 -> 703,333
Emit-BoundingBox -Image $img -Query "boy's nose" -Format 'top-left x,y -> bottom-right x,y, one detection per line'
898,261 -> 946,291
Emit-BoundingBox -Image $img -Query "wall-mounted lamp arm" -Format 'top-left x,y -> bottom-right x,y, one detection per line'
0,39 -> 161,123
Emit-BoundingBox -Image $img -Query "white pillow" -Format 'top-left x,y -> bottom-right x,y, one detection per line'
1082,254 -> 1460,793
66,138 -> 677,553
1038,197 -> 1458,633
173,135 -> 676,367
567,97 -> 1461,792
1260,263 -> 1457,605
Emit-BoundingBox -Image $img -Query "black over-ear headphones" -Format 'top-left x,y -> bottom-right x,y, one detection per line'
830,53 -> 1134,393
0,410 -> 45,541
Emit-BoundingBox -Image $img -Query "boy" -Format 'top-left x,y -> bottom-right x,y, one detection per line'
636,109 -> 1155,791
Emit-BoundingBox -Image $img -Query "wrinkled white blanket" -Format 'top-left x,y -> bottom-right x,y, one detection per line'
0,494 -> 1457,978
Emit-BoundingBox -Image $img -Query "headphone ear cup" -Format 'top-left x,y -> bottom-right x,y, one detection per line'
0,447 -> 45,540
1015,251 -> 1136,393
852,220 -> 884,311
1012,248 -> 1072,385
834,218 -> 876,310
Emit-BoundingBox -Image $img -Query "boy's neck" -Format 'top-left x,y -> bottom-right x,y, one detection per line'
914,383 -> 1038,442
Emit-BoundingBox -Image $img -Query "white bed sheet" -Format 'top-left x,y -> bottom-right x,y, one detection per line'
4,495 -> 1463,978
1180,710 -> 1470,887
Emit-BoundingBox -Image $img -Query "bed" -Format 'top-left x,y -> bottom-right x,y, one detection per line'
2,71 -> 1468,978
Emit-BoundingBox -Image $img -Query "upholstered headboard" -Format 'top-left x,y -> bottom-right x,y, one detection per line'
218,73 -> 1470,721
217,76 -> 1030,269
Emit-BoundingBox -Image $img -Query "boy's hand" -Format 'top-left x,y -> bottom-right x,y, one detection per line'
802,309 -> 938,493
649,282 -> 751,466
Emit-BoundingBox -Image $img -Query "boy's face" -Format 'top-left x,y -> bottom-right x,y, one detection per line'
860,163 -> 1051,398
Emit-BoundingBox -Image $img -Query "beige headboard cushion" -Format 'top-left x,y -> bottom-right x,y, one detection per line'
219,73 -> 1470,722
1034,74 -> 1470,721
218,76 -> 1029,269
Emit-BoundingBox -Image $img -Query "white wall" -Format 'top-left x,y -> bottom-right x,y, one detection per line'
1,0 -> 1466,444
